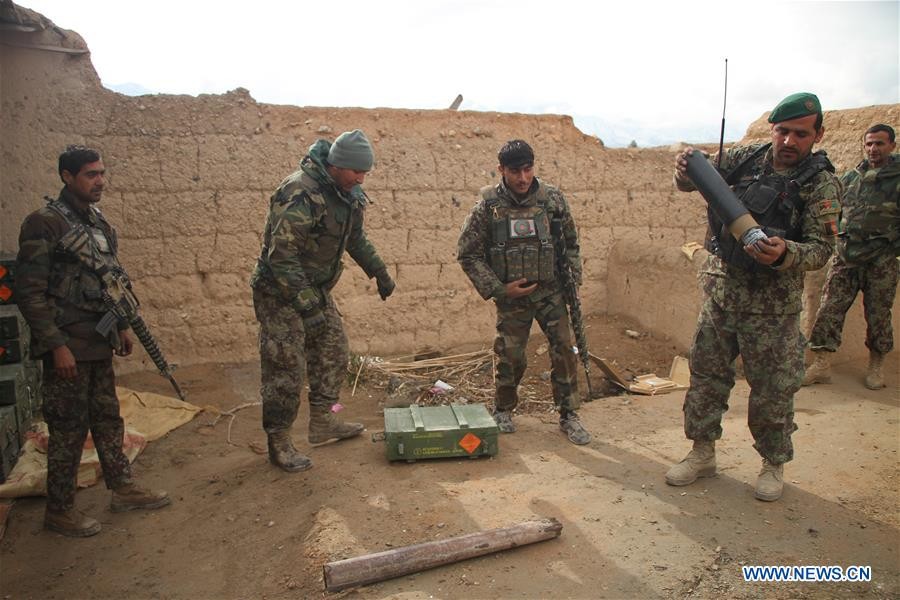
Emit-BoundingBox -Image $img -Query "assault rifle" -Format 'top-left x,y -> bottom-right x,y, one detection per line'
57,226 -> 186,401
549,215 -> 596,399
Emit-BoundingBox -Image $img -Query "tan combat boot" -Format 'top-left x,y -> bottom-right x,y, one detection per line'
110,483 -> 172,513
308,408 -> 364,445
802,350 -> 832,386
665,440 -> 716,486
267,431 -> 313,472
755,459 -> 784,501
45,508 -> 102,537
864,351 -> 886,390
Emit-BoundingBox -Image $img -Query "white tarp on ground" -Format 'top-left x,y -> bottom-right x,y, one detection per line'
0,387 -> 201,499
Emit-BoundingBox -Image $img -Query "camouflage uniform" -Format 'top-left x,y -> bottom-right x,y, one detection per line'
809,154 -> 900,355
457,178 -> 581,412
681,145 -> 841,464
15,188 -> 133,511
250,140 -> 386,433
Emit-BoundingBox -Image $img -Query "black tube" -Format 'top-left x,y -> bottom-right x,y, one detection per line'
685,151 -> 748,226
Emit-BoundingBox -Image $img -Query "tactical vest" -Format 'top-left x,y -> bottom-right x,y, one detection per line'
837,157 -> 900,264
483,185 -> 557,284
46,197 -> 121,316
705,144 -> 832,272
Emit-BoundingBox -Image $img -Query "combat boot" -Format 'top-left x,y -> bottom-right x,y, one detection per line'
665,440 -> 716,486
802,350 -> 832,386
755,459 -> 784,502
492,409 -> 516,433
864,351 -> 886,390
559,411 -> 591,445
110,483 -> 172,512
267,431 -> 313,472
44,508 -> 101,537
308,407 -> 364,445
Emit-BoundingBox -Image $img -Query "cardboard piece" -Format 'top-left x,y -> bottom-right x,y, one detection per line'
590,353 -> 689,396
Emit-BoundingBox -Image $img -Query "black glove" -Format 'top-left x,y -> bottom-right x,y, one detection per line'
375,269 -> 395,301
301,309 -> 327,338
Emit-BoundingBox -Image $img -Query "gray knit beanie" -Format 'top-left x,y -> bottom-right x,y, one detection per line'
327,129 -> 375,171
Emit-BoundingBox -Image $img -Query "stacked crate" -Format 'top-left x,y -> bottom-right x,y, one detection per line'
0,254 -> 43,483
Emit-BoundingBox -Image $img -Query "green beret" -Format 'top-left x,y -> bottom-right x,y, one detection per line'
768,92 -> 822,124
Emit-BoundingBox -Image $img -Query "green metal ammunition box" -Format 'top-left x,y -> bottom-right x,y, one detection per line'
0,315 -> 20,339
0,339 -> 23,365
0,306 -> 29,365
0,405 -> 19,483
0,364 -> 26,407
382,403 -> 499,462
0,255 -> 15,306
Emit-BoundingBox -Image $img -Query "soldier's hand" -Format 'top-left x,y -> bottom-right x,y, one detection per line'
52,345 -> 78,379
375,269 -> 395,301
302,309 -> 328,338
674,147 -> 694,182
115,330 -> 134,357
745,236 -> 786,265
505,278 -> 538,299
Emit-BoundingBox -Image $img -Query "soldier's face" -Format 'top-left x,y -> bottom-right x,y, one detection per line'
62,160 -> 105,204
864,131 -> 895,168
499,163 -> 534,196
329,166 -> 368,193
770,114 -> 823,170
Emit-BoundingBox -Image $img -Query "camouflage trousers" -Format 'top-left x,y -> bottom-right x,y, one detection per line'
253,287 -> 349,434
493,291 -> 579,412
683,297 -> 803,465
809,253 -> 898,355
41,358 -> 132,512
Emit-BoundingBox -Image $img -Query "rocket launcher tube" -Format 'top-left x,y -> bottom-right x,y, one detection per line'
685,151 -> 768,247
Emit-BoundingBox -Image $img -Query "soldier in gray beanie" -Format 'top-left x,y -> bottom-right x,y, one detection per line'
328,129 -> 375,171
250,128 -> 394,473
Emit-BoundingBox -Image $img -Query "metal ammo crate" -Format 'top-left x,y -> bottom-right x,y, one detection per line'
382,403 -> 499,462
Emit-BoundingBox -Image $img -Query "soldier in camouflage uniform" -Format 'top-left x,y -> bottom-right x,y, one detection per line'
804,124 -> 899,390
667,94 -> 842,501
457,140 -> 591,445
15,145 -> 170,538
251,130 -> 395,472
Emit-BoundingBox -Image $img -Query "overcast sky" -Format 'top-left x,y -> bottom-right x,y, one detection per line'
20,0 -> 900,147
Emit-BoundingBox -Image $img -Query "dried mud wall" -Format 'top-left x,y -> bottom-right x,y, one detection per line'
2,6 -> 896,373
1,9 -> 701,373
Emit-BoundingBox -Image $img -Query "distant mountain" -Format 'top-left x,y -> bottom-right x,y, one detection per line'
106,81 -> 155,96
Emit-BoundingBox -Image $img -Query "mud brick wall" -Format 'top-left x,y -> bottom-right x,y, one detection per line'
2,6 -> 897,373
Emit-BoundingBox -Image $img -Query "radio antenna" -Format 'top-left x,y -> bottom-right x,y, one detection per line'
717,58 -> 728,169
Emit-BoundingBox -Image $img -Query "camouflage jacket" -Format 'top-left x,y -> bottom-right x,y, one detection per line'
457,178 -> 581,304
695,144 -> 842,315
15,188 -> 122,360
836,154 -> 900,265
250,139 -> 386,310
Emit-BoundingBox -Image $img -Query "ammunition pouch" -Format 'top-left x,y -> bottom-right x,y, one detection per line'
484,189 -> 557,284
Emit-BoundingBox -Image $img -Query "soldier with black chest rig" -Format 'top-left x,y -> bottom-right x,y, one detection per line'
457,140 -> 592,445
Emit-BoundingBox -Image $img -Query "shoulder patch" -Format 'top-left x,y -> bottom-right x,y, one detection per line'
818,198 -> 840,215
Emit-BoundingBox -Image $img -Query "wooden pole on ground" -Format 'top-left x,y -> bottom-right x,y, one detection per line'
323,517 -> 562,592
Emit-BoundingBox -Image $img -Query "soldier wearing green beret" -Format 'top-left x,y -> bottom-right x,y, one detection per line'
667,92 -> 842,501
804,123 -> 899,390
250,130 -> 395,472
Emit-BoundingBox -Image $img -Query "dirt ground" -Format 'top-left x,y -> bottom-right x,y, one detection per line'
1,313 -> 897,600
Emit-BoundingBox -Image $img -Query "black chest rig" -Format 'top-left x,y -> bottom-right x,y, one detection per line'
483,186 -> 557,284
46,197 -> 122,313
706,144 -> 832,272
